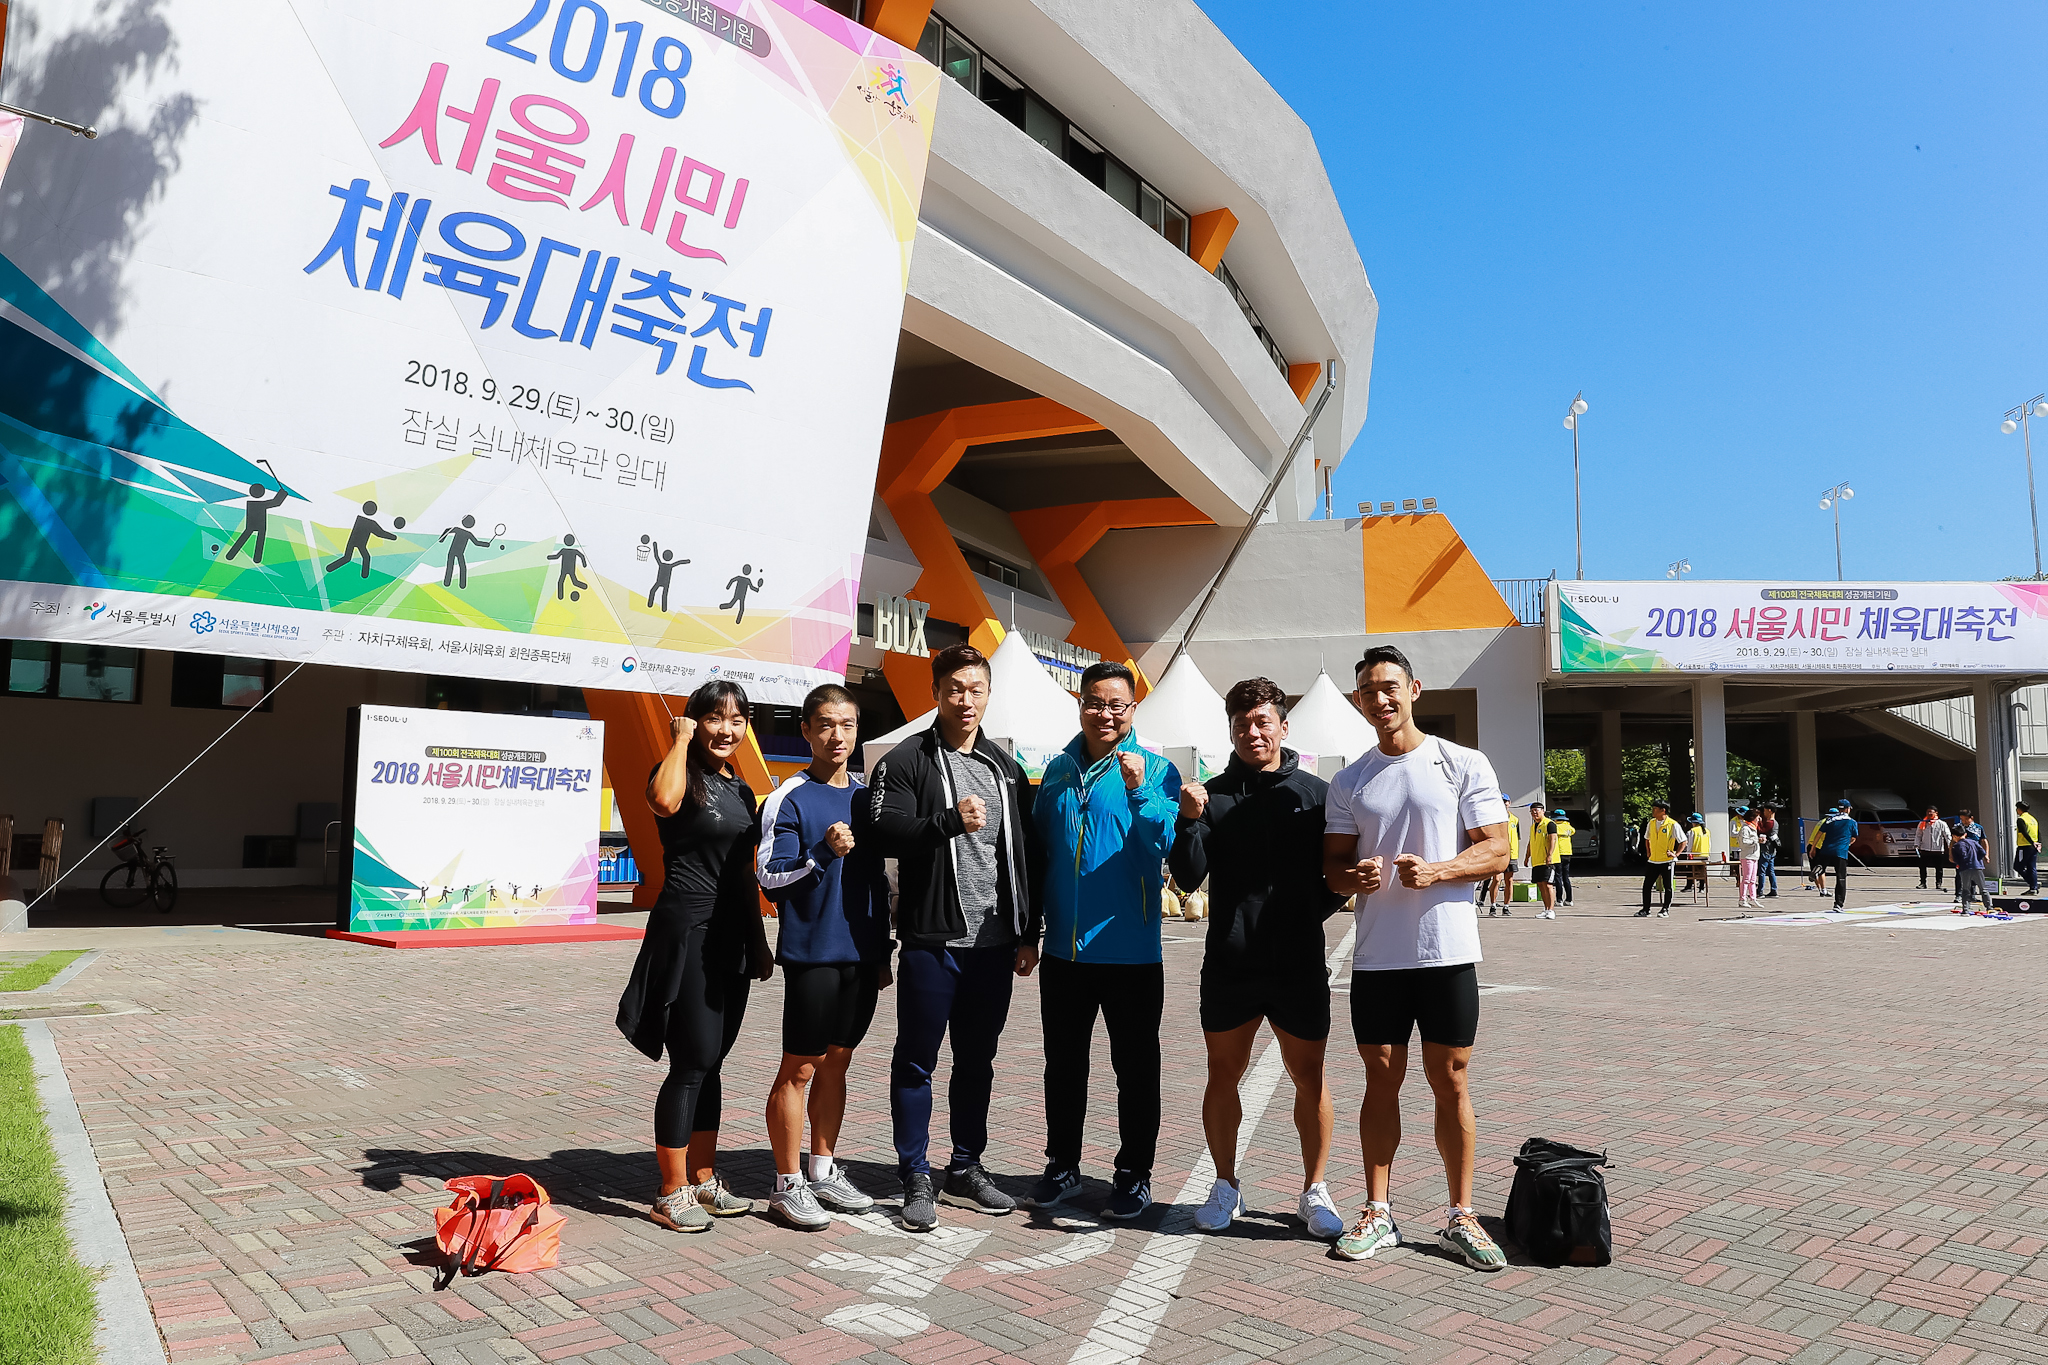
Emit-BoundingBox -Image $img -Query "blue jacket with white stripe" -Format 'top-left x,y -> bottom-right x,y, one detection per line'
756,770 -> 892,964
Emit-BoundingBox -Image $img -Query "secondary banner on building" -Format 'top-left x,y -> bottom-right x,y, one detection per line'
342,705 -> 604,932
0,0 -> 939,704
1553,580 -> 2048,675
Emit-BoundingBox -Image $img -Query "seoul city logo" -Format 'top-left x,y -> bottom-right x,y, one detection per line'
619,656 -> 636,673
863,62 -> 915,119
86,602 -> 107,620
189,610 -> 217,635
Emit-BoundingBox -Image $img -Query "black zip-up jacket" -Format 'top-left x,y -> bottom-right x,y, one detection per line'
1169,749 -> 1344,975
858,725 -> 1044,949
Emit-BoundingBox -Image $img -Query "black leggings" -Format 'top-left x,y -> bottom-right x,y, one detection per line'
1554,859 -> 1574,903
653,926 -> 751,1148
1641,864 -> 1673,911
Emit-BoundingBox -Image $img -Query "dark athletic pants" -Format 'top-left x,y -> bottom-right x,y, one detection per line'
653,925 -> 751,1148
890,942 -> 1015,1178
1554,859 -> 1574,904
1039,956 -> 1164,1177
1641,864 -> 1673,912
2018,846 -> 2039,894
1828,855 -> 1851,907
1918,849 -> 1947,889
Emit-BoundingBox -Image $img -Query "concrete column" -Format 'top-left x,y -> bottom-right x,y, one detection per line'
1599,709 -> 1625,868
1791,710 -> 1819,865
1693,679 -> 1730,857
1975,680 -> 2019,879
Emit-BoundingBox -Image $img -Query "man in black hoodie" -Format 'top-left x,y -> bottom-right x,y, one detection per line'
1170,677 -> 1348,1238
860,643 -> 1043,1232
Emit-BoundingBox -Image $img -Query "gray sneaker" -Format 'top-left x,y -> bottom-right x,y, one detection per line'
696,1176 -> 754,1217
651,1187 -> 711,1233
768,1181 -> 832,1231
806,1163 -> 875,1213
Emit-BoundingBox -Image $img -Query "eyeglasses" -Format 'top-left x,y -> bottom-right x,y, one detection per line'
1080,699 -> 1133,716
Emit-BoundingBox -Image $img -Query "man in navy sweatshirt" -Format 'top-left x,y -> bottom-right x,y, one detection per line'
757,684 -> 893,1230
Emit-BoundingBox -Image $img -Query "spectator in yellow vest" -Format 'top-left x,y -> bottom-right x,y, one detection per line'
1523,801 -> 1556,918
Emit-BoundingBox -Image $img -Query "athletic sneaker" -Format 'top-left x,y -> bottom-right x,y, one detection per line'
1103,1169 -> 1151,1221
1634,908 -> 1650,917
696,1176 -> 753,1217
1298,1183 -> 1344,1239
1027,1163 -> 1082,1209
900,1171 -> 938,1232
1657,909 -> 1669,918
1438,1210 -> 1507,1271
1194,1177 -> 1244,1232
941,1163 -> 1016,1214
1538,910 -> 1555,919
768,1180 -> 832,1231
807,1164 -> 874,1213
650,1187 -> 711,1233
1487,906 -> 1498,917
1333,1205 -> 1401,1260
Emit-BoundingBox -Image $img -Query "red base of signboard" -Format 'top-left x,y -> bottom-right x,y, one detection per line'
326,924 -> 645,949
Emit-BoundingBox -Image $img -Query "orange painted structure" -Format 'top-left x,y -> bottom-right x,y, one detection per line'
1360,514 -> 1516,633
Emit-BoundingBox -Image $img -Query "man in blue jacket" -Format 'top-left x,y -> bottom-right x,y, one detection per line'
1028,660 -> 1180,1220
1816,799 -> 1859,909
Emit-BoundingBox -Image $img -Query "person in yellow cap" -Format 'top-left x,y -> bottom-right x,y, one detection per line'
1637,799 -> 1684,918
1549,809 -> 1575,910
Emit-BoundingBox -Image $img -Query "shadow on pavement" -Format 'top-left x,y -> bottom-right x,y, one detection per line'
30,884 -> 338,932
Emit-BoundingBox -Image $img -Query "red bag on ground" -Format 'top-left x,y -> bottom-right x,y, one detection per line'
432,1175 -> 566,1286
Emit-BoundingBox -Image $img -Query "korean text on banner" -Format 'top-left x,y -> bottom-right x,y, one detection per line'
0,0 -> 941,706
1554,580 -> 2048,675
344,705 -> 604,933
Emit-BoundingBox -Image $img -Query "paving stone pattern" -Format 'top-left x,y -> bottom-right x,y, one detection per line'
41,872 -> 2048,1364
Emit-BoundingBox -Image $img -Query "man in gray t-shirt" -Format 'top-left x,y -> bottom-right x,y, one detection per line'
943,748 -> 1015,949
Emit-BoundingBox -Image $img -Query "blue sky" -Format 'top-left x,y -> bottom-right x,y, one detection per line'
1197,2 -> 2048,584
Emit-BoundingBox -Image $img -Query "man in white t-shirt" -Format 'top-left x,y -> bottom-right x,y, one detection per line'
1320,645 -> 1511,1271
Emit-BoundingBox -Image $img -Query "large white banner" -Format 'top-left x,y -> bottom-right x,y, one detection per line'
1554,580 -> 2048,675
0,0 -> 939,704
343,705 -> 604,932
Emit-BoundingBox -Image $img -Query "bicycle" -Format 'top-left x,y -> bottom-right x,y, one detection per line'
99,824 -> 179,913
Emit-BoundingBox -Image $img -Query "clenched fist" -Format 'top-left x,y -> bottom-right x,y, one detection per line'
957,794 -> 988,833
1395,853 -> 1436,890
1179,781 -> 1209,819
1118,751 -> 1146,791
1328,855 -> 1384,897
670,715 -> 696,744
824,821 -> 855,857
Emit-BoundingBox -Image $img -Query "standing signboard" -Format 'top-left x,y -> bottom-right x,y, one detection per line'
1553,581 -> 2048,675
339,705 -> 605,933
0,0 -> 939,705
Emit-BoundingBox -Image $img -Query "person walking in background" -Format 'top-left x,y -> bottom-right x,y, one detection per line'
1638,799 -> 1684,918
1549,809 -> 1575,909
1953,824 -> 1994,910
1523,801 -> 1556,918
1816,800 -> 1859,910
1755,802 -> 1780,899
1681,813 -> 1711,893
1951,810 -> 1984,902
617,681 -> 776,1235
1171,678 -> 1348,1239
1478,795 -> 1518,917
2016,802 -> 2040,895
1806,814 -> 1829,894
1914,806 -> 1952,894
756,685 -> 894,1231
861,643 -> 1042,1233
1030,661 -> 1181,1221
1733,806 -> 1760,909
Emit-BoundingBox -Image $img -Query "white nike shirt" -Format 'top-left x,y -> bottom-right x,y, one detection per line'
1325,735 -> 1508,971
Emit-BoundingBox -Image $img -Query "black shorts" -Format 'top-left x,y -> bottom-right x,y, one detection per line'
1199,966 -> 1331,1042
1531,864 -> 1554,884
1350,964 -> 1480,1048
780,961 -> 881,1057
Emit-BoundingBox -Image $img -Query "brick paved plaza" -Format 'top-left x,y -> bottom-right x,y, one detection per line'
20,869 -> 2048,1365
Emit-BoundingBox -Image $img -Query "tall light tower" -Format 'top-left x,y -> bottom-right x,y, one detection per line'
1818,481 -> 1854,581
1666,558 -> 1691,579
2000,395 -> 2048,579
1562,392 -> 1588,579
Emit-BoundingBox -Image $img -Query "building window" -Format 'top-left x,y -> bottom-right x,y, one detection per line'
955,541 -> 1025,590
1,640 -> 142,702
171,653 -> 274,710
1215,259 -> 1288,376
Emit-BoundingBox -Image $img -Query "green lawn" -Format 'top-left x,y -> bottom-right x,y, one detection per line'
0,1026 -> 98,1365
0,951 -> 87,994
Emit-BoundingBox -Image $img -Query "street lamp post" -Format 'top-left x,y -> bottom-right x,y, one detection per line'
1666,559 -> 1691,579
1818,480 -> 1854,581
1562,392 -> 1588,579
2000,395 -> 2048,579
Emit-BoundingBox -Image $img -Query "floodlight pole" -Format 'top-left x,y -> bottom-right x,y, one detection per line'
1171,363 -> 1338,668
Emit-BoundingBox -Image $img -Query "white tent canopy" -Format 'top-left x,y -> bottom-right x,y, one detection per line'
859,630 -> 1082,777
1284,672 -> 1376,768
1131,654 -> 1230,779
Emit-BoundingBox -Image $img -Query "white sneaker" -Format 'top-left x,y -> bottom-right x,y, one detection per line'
1194,1177 -> 1244,1232
1298,1182 -> 1344,1239
1538,910 -> 1556,919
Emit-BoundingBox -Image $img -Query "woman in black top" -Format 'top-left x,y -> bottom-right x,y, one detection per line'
616,680 -> 774,1233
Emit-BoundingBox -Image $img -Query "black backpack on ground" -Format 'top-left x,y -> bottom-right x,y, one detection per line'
1504,1138 -> 1613,1266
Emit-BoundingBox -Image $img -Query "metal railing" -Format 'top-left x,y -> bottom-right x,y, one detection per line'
1888,685 -> 2048,756
1493,578 -> 1548,627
